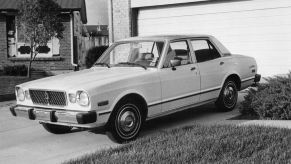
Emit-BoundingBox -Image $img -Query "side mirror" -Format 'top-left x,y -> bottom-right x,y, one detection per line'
170,59 -> 181,70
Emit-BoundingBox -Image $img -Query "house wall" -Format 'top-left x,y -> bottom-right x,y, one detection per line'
73,11 -> 86,67
131,0 -> 205,8
0,14 -> 7,70
0,14 -> 74,72
109,0 -> 132,43
110,0 -> 291,76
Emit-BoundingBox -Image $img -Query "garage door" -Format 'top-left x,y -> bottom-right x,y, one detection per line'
137,0 -> 291,76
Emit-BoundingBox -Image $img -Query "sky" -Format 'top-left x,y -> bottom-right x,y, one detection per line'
85,0 -> 108,25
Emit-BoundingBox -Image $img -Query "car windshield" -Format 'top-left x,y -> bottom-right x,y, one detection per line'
96,41 -> 165,68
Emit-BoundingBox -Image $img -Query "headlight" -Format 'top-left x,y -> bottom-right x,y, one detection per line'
16,87 -> 25,101
68,93 -> 77,103
76,91 -> 90,106
25,90 -> 31,100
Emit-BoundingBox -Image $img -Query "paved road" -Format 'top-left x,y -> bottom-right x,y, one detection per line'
0,94 -> 246,164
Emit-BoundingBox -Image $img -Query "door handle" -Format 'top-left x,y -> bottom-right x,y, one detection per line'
190,67 -> 196,71
220,61 -> 224,65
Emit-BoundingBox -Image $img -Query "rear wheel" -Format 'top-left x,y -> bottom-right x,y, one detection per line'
215,80 -> 238,112
108,100 -> 143,143
42,123 -> 72,134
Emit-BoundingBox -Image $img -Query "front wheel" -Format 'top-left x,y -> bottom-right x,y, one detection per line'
42,123 -> 73,134
215,80 -> 238,112
108,101 -> 143,143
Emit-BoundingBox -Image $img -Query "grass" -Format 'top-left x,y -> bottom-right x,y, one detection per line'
64,124 -> 291,164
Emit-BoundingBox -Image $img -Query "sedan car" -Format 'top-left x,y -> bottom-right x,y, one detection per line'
10,35 -> 260,143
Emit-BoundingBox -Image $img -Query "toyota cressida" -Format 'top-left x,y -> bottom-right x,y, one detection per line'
10,35 -> 261,143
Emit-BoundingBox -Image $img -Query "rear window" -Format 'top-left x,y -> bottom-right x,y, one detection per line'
191,40 -> 221,63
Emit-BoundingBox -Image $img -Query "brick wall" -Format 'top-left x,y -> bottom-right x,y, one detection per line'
0,14 -> 74,72
0,15 -> 7,70
111,0 -> 132,42
0,76 -> 37,96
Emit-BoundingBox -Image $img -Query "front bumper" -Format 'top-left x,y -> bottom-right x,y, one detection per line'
10,105 -> 99,128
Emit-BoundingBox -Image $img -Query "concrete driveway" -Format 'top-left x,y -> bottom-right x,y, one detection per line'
0,94 -> 246,164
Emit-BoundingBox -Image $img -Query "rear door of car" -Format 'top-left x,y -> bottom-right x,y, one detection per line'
190,38 -> 226,102
158,39 -> 201,112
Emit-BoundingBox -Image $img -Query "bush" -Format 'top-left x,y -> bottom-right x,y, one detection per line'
85,46 -> 108,68
239,72 -> 291,120
3,65 -> 28,76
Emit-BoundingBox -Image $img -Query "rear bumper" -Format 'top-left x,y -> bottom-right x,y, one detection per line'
254,74 -> 261,83
10,105 -> 103,128
240,74 -> 261,90
251,74 -> 261,87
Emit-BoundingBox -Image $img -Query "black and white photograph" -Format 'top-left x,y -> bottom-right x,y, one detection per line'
0,0 -> 290,163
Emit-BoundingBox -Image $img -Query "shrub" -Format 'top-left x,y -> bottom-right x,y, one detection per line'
3,65 -> 28,76
239,72 -> 291,120
85,46 -> 108,68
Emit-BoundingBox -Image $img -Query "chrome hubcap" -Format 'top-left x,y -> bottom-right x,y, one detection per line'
116,104 -> 141,139
119,111 -> 136,132
223,83 -> 237,107
224,86 -> 234,100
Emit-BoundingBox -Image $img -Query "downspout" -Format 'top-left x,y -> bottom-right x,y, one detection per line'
108,0 -> 114,44
70,13 -> 78,67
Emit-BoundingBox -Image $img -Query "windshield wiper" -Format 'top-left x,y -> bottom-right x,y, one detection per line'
94,62 -> 110,68
117,62 -> 147,70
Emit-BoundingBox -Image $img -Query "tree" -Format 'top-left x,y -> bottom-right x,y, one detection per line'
16,0 -> 65,77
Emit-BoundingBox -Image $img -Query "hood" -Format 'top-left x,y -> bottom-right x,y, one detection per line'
20,67 -> 153,91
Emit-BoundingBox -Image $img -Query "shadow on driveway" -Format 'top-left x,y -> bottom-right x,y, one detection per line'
143,104 -> 217,131
88,103 -> 233,141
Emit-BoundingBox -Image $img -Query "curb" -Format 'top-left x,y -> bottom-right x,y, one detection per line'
239,120 -> 291,129
0,94 -> 16,102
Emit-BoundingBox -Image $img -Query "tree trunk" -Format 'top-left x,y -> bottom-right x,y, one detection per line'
27,43 -> 33,78
27,60 -> 32,78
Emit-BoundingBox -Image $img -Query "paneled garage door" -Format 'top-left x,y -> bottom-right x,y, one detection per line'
137,0 -> 291,76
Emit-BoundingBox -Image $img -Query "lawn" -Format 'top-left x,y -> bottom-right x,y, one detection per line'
64,124 -> 291,164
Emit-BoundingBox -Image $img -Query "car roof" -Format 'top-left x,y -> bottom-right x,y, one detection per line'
117,34 -> 213,42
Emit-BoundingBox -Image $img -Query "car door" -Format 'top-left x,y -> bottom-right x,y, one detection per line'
159,40 -> 201,112
190,39 -> 226,102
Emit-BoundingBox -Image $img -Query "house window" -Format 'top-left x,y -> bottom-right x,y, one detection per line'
6,16 -> 60,58
6,16 -> 17,57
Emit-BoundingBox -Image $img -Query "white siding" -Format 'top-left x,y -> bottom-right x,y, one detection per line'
137,0 -> 291,76
131,0 -> 206,8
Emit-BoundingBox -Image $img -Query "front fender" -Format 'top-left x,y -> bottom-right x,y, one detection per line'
95,89 -> 148,125
109,89 -> 148,112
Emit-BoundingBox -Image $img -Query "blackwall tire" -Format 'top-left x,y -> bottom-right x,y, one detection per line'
215,80 -> 238,112
42,123 -> 73,134
108,101 -> 143,143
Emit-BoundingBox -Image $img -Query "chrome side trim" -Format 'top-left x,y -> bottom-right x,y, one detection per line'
146,98 -> 216,121
148,87 -> 220,107
98,110 -> 111,116
241,76 -> 255,83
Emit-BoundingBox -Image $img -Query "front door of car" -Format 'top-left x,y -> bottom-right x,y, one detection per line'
159,40 -> 201,112
190,39 -> 226,102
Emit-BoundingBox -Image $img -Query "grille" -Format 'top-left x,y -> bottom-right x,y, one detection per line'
29,90 -> 67,106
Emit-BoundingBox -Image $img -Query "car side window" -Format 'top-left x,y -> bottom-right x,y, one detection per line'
163,41 -> 192,68
191,40 -> 221,63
